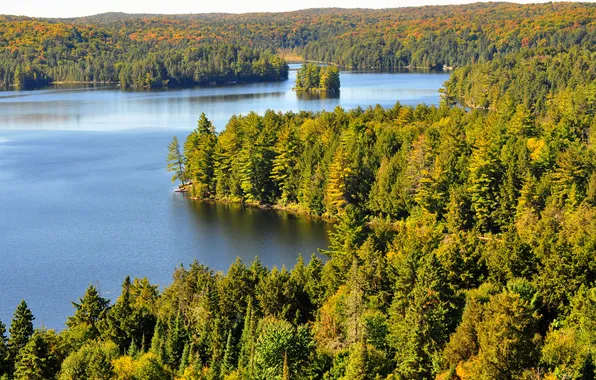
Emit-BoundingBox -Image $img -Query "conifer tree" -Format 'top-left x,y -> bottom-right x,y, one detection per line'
165,313 -> 186,368
184,113 -> 217,198
150,319 -> 167,363
67,284 -> 109,340
14,332 -> 50,380
389,253 -> 457,379
468,137 -> 501,232
344,342 -> 369,380
238,299 -> 256,377
102,276 -> 134,351
0,320 -> 7,377
326,141 -> 352,213
221,329 -> 236,377
270,127 -> 300,204
166,136 -> 187,186
8,300 -> 34,368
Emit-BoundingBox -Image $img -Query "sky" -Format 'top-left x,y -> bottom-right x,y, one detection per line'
1,0 -> 560,18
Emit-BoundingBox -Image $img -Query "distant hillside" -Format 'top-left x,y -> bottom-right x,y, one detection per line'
0,2 -> 595,88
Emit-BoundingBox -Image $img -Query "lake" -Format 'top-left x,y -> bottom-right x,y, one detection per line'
0,65 -> 449,329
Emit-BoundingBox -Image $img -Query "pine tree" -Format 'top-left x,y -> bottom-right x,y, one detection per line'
101,276 -> 134,352
66,284 -> 109,339
8,300 -> 34,368
221,329 -> 236,377
270,127 -> 300,204
150,319 -> 167,363
178,343 -> 190,375
238,299 -> 256,377
166,136 -> 186,186
468,138 -> 501,232
344,342 -> 369,380
184,113 -> 217,198
389,253 -> 457,379
13,332 -> 49,380
321,204 -> 367,259
326,142 -> 352,213
165,313 -> 186,368
0,320 -> 8,377
368,151 -> 410,218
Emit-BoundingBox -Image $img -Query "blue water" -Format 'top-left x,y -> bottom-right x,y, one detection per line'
0,65 -> 449,329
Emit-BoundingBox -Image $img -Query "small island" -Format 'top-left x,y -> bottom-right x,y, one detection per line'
294,63 -> 340,92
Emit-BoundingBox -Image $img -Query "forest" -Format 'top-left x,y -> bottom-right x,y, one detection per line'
2,49 -> 596,379
294,64 -> 340,92
2,2 -> 596,380
1,2 -> 596,88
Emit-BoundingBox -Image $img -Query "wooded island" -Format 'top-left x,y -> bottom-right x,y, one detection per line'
294,63 -> 340,92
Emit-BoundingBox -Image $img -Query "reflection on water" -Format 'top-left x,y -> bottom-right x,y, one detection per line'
0,65 -> 449,131
185,201 -> 331,266
295,91 -> 341,101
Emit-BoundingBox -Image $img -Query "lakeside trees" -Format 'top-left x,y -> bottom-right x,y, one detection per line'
2,2 -> 596,379
295,64 -> 340,92
166,136 -> 186,187
2,77 -> 596,378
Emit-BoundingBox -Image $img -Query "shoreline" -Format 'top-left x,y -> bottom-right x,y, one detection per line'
190,196 -> 337,223
176,182 -> 335,223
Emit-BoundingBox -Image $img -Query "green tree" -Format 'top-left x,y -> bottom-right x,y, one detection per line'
270,127 -> 301,204
389,253 -> 457,379
468,137 -> 501,232
473,289 -> 541,379
8,300 -> 34,368
0,320 -> 8,377
166,136 -> 187,186
253,318 -> 313,380
58,340 -> 119,380
66,285 -> 109,342
14,330 -> 61,380
184,113 -> 217,198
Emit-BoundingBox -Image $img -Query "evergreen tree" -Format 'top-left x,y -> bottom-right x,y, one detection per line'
167,136 -> 187,186
14,330 -> 60,380
66,284 -> 109,340
389,253 -> 457,379
270,127 -> 301,204
185,113 -> 217,198
8,300 -> 34,368
165,313 -> 186,368
238,299 -> 257,377
101,276 -> 134,351
150,319 -> 167,363
468,137 -> 501,232
0,320 -> 8,377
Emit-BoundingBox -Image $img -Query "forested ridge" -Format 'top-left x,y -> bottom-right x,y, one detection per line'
443,47 -> 596,112
2,2 -> 596,88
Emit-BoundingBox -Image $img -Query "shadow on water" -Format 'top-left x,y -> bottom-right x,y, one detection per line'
184,199 -> 331,269
295,91 -> 341,101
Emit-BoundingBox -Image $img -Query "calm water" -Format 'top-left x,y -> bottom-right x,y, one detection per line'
0,65 -> 449,328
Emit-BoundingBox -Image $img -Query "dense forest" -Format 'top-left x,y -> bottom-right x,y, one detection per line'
1,2 -> 596,88
3,56 -> 595,379
443,48 -> 596,112
294,63 -> 340,92
3,2 -> 596,379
